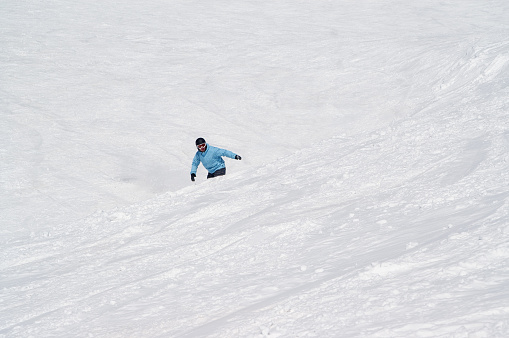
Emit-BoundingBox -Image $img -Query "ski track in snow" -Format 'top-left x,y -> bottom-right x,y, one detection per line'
2,0 -> 509,337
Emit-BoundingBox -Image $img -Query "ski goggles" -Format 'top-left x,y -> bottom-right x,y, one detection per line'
197,143 -> 207,151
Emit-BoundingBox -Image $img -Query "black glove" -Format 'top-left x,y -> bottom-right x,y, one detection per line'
235,155 -> 242,160
191,173 -> 196,181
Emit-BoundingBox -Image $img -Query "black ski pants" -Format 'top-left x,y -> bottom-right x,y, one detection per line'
207,167 -> 226,179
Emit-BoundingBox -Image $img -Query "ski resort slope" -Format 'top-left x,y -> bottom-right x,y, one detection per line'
7,0 -> 509,236
2,0 -> 509,337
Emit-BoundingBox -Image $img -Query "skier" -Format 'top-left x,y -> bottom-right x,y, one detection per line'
190,138 -> 241,181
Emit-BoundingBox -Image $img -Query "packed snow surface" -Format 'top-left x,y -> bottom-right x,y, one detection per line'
2,0 -> 509,337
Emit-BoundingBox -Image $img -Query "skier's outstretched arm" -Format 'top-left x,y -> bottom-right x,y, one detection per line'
190,154 -> 201,181
217,148 -> 241,160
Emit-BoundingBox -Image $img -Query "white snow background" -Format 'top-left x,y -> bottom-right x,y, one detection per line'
2,0 -> 509,337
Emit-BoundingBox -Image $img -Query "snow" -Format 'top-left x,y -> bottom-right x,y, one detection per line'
1,0 -> 509,337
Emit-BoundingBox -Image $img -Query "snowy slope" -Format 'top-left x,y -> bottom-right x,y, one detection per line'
2,0 -> 509,337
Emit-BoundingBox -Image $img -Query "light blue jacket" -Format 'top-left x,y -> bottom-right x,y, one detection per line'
190,144 -> 237,175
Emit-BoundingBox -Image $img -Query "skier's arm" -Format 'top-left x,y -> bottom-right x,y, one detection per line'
190,153 -> 201,175
217,147 -> 238,159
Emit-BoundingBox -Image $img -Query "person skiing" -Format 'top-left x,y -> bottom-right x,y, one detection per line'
190,137 -> 241,181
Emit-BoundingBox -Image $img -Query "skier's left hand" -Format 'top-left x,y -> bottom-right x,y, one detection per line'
235,155 -> 242,160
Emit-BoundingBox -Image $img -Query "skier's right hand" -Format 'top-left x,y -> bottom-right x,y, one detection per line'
191,173 -> 196,182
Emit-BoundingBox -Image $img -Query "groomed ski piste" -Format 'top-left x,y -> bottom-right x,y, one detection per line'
2,1 -> 509,337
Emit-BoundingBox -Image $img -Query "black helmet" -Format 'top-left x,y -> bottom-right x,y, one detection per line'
195,137 -> 206,145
